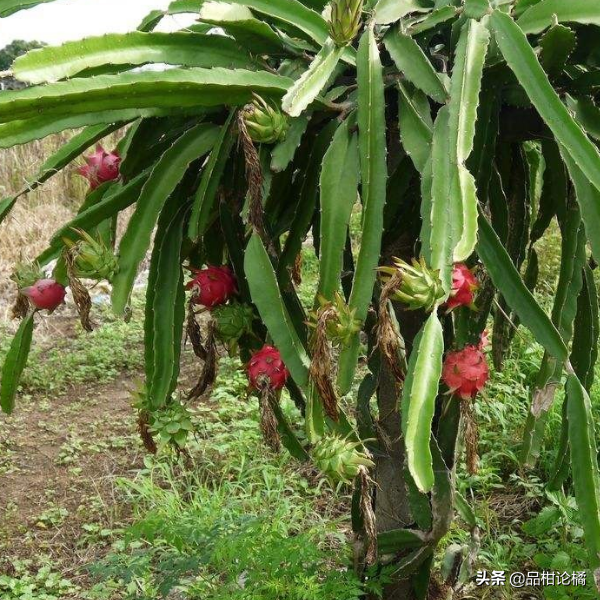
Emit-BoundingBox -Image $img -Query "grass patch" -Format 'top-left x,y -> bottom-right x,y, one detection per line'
88,358 -> 369,600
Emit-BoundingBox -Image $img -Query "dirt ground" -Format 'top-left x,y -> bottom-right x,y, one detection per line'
0,354 -> 143,586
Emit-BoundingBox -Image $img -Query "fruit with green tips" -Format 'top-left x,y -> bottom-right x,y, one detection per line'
380,257 -> 445,312
328,0 -> 364,47
64,230 -> 118,281
312,435 -> 374,484
243,96 -> 289,144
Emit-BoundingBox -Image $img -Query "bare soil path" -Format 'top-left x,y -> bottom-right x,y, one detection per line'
0,368 -> 143,585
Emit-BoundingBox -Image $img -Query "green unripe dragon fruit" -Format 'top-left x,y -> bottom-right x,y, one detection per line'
379,257 -> 445,313
212,302 -> 255,346
63,229 -> 118,282
328,0 -> 364,47
308,292 -> 362,348
243,95 -> 289,144
312,435 -> 374,485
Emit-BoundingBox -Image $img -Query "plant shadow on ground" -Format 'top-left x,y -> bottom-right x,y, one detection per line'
1,230 -> 599,599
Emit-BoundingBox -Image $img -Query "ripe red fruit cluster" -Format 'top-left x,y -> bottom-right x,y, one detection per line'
77,145 -> 121,190
442,345 -> 489,400
187,265 -> 237,309
446,263 -> 478,311
247,345 -> 289,391
22,279 -> 66,312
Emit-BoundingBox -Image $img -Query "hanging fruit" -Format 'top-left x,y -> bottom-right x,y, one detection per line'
21,279 -> 66,312
442,345 -> 489,400
77,144 -> 121,189
187,265 -> 237,309
379,257 -> 445,312
446,263 -> 479,311
312,435 -> 374,485
247,345 -> 289,391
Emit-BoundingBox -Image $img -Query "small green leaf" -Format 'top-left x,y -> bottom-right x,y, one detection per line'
1,313 -> 35,415
271,115 -> 310,172
198,2 -> 285,55
224,0 -> 355,63
397,84 -> 433,174
384,29 -> 448,104
566,95 -> 600,142
464,0 -> 490,19
375,0 -> 434,25
540,24 -> 576,79
282,39 -> 344,117
137,9 -> 165,32
0,0 -> 59,17
402,312 -> 444,493
378,529 -> 427,554
518,0 -> 600,34
408,6 -> 459,35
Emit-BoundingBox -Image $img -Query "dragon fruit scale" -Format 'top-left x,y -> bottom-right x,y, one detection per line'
187,265 -> 237,309
446,263 -> 478,311
442,345 -> 489,400
77,145 -> 121,190
247,345 -> 289,391
21,279 -> 66,312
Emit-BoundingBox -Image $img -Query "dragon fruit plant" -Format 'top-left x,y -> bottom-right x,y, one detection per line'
2,0 -> 600,594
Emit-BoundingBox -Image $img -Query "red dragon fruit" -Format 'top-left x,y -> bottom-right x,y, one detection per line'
446,263 -> 478,311
187,265 -> 237,309
247,345 -> 289,391
442,345 -> 489,400
77,145 -> 121,190
22,279 -> 66,312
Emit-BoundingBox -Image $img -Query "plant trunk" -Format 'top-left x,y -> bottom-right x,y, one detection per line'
373,307 -> 426,600
375,361 -> 415,600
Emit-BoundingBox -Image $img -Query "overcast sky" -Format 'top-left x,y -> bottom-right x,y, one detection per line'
0,0 -> 197,47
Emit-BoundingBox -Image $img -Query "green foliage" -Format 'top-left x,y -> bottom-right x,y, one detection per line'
0,560 -> 77,600
3,0 -> 600,593
91,359 -> 363,599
